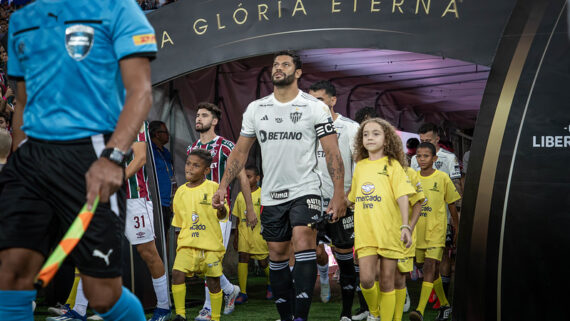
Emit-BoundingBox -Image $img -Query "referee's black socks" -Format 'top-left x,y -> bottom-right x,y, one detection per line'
269,259 -> 294,321
293,250 -> 317,320
335,251 -> 356,318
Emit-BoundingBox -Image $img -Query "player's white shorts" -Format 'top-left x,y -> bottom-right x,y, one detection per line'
124,198 -> 155,245
220,220 -> 232,249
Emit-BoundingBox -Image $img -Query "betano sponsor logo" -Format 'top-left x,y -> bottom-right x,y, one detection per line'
259,130 -> 302,143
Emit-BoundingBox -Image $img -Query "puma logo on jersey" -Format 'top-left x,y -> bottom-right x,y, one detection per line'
92,249 -> 113,266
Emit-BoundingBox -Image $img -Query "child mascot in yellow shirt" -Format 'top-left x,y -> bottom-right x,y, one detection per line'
234,165 -> 272,303
347,118 -> 416,321
409,142 -> 460,321
171,149 -> 229,321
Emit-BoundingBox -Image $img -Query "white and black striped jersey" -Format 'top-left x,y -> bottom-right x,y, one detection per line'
240,90 -> 335,206
317,114 -> 359,198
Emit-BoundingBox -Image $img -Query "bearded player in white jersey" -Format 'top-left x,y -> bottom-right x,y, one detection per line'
212,51 -> 347,321
309,80 -> 359,321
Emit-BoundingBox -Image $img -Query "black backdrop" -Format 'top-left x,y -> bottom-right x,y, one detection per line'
147,0 -> 516,85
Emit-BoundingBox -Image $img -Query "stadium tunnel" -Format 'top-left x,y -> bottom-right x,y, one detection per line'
122,1 -> 570,320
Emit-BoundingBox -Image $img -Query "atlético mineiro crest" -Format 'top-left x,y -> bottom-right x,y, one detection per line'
290,112 -> 302,124
65,25 -> 94,61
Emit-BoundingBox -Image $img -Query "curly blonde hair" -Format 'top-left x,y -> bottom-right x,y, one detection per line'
353,118 -> 407,167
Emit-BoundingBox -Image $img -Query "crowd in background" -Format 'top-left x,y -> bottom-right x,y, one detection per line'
0,0 -> 184,172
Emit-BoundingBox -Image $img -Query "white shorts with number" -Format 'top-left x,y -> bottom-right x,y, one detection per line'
125,198 -> 155,245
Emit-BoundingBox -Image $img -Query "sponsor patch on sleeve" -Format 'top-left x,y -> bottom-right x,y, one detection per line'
132,34 -> 156,46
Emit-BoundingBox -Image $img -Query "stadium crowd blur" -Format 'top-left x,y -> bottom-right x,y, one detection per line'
0,0 -> 180,153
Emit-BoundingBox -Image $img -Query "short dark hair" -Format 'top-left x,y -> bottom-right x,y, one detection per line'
309,80 -> 336,97
355,107 -> 379,124
245,165 -> 260,176
196,102 -> 222,120
418,142 -> 437,156
188,149 -> 213,167
406,138 -> 420,149
273,50 -> 302,70
0,112 -> 9,123
149,120 -> 166,138
418,123 -> 440,136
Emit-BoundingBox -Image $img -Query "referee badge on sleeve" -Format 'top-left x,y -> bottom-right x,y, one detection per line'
65,25 -> 94,61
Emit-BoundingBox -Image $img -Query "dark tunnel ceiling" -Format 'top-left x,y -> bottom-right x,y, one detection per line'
175,48 -> 491,133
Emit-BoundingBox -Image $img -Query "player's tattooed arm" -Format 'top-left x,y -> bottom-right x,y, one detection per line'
213,136 -> 256,209
320,134 -> 345,183
223,159 -> 243,188
326,152 -> 345,181
320,134 -> 347,220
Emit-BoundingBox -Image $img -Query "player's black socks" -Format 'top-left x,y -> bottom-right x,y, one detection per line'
293,250 -> 317,320
269,259 -> 294,321
354,264 -> 369,311
442,275 -> 451,297
335,251 -> 356,318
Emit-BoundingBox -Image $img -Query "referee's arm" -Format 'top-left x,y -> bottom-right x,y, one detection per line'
86,57 -> 152,208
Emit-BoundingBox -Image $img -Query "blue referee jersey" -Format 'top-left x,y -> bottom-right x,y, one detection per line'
7,0 -> 157,140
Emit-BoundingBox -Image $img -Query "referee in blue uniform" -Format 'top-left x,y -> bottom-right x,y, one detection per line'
0,1 -> 157,320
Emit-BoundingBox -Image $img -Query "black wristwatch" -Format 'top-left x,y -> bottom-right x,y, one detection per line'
100,147 -> 131,167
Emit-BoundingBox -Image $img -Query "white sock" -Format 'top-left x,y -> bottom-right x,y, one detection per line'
203,281 -> 211,310
289,266 -> 294,272
220,274 -> 234,295
152,274 -> 170,309
73,279 -> 88,316
318,264 -> 329,284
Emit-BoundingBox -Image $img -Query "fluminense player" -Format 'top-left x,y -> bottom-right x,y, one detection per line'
212,51 -> 347,321
186,102 -> 254,320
